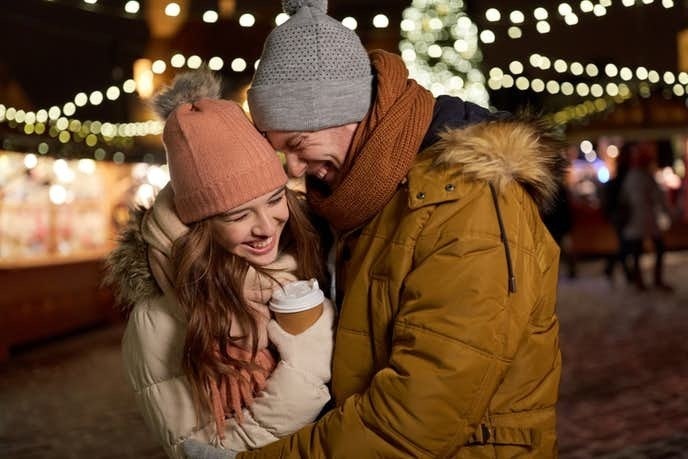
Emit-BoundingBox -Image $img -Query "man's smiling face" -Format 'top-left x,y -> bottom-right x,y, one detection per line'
266,123 -> 358,186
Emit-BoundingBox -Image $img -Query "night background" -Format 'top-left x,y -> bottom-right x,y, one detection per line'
1,1 -> 687,458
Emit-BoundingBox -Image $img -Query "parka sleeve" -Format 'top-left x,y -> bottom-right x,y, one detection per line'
238,208 -> 538,458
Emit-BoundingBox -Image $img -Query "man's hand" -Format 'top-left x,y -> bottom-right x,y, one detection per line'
182,439 -> 237,459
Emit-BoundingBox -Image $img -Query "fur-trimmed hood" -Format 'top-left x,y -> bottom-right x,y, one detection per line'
103,207 -> 161,313
426,118 -> 567,211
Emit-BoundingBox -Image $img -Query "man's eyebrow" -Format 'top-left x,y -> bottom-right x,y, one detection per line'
219,186 -> 286,217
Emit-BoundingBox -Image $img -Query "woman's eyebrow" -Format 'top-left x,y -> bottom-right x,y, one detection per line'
270,186 -> 287,199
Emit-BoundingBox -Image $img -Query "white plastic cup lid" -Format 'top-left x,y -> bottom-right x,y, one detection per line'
269,279 -> 325,313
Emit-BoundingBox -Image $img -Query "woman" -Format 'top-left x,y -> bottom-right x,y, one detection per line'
106,70 -> 334,458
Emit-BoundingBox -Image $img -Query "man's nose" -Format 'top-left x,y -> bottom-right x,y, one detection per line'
284,153 -> 307,178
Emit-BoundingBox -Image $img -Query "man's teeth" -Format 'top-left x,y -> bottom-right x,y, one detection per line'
317,168 -> 327,179
249,237 -> 272,249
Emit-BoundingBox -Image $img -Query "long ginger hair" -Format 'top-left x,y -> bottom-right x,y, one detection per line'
172,188 -> 326,423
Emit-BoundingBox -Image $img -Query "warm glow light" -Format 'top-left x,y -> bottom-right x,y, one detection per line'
24,153 -> 38,169
534,7 -> 548,19
607,145 -> 619,158
124,1 -> 140,14
63,102 -> 76,116
78,158 -> 97,174
187,55 -> 202,69
165,2 -> 181,17
342,17 -> 357,30
536,21 -> 550,33
480,30 -> 495,43
208,56 -> 224,70
49,184 -> 67,205
152,59 -> 166,74
276,13 -> 289,25
135,184 -> 156,206
106,86 -> 121,100
372,14 -> 389,28
508,26 -> 522,38
485,8 -> 501,21
133,58 -> 154,99
509,10 -> 525,23
239,13 -> 255,27
122,79 -> 137,93
170,53 -> 185,68
89,91 -> 103,105
74,92 -> 88,107
203,10 -> 219,23
231,58 -> 247,72
580,140 -> 593,153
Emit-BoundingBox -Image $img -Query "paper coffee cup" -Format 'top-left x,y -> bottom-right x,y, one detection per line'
270,279 -> 325,334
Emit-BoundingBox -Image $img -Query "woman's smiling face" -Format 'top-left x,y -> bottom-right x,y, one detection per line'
210,186 -> 289,266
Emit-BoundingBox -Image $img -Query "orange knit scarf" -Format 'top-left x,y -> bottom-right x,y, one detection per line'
210,343 -> 276,440
307,50 -> 436,231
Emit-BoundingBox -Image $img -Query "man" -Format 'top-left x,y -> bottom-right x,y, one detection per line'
186,0 -> 565,457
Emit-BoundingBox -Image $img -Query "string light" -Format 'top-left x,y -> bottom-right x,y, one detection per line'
124,1 -> 139,14
164,2 -> 181,17
479,0 -> 677,44
202,10 -> 218,23
523,52 -> 688,88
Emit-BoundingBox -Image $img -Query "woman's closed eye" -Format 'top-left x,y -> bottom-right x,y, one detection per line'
223,212 -> 248,223
268,192 -> 285,206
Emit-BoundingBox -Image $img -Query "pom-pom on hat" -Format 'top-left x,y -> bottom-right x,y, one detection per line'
247,0 -> 373,132
152,69 -> 287,224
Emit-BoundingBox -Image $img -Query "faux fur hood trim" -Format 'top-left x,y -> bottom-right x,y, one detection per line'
428,117 -> 567,210
103,207 -> 161,314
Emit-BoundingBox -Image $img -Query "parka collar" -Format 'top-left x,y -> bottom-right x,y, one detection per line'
407,118 -> 566,212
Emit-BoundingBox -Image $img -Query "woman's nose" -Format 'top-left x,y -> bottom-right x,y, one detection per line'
252,210 -> 276,235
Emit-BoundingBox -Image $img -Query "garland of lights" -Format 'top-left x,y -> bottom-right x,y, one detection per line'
6,0 -> 685,157
479,0 -> 676,44
400,0 -> 490,108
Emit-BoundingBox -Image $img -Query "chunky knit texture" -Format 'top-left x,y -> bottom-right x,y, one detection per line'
247,0 -> 372,131
307,51 -> 436,231
153,71 -> 287,224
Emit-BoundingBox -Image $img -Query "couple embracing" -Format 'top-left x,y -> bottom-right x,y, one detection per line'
107,1 -> 565,458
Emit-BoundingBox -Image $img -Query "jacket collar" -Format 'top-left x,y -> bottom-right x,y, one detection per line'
407,118 -> 566,211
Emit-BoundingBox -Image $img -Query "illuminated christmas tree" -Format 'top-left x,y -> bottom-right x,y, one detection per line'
400,0 -> 490,108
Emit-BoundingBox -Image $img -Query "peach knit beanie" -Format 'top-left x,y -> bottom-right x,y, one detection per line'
152,70 -> 287,224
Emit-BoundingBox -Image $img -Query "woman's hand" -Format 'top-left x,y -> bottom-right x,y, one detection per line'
267,301 -> 334,382
182,439 -> 237,459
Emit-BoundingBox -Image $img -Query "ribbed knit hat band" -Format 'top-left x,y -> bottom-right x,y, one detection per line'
248,0 -> 373,132
153,71 -> 287,224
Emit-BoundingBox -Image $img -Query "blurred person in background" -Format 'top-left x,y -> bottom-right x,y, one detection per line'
619,141 -> 673,291
601,143 -> 633,286
184,0 -> 567,457
106,70 -> 335,458
543,184 -> 577,279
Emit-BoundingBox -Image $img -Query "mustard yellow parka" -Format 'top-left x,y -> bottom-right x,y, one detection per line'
241,119 -> 564,458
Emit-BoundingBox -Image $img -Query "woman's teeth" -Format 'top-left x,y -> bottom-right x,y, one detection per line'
248,237 -> 272,249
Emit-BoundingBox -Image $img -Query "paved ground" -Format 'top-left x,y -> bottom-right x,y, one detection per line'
557,251 -> 688,458
1,252 -> 687,458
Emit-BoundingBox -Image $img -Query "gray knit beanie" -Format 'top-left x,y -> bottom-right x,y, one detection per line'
247,0 -> 373,132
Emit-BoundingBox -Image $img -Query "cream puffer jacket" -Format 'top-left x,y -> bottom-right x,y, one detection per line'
106,185 -> 334,459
